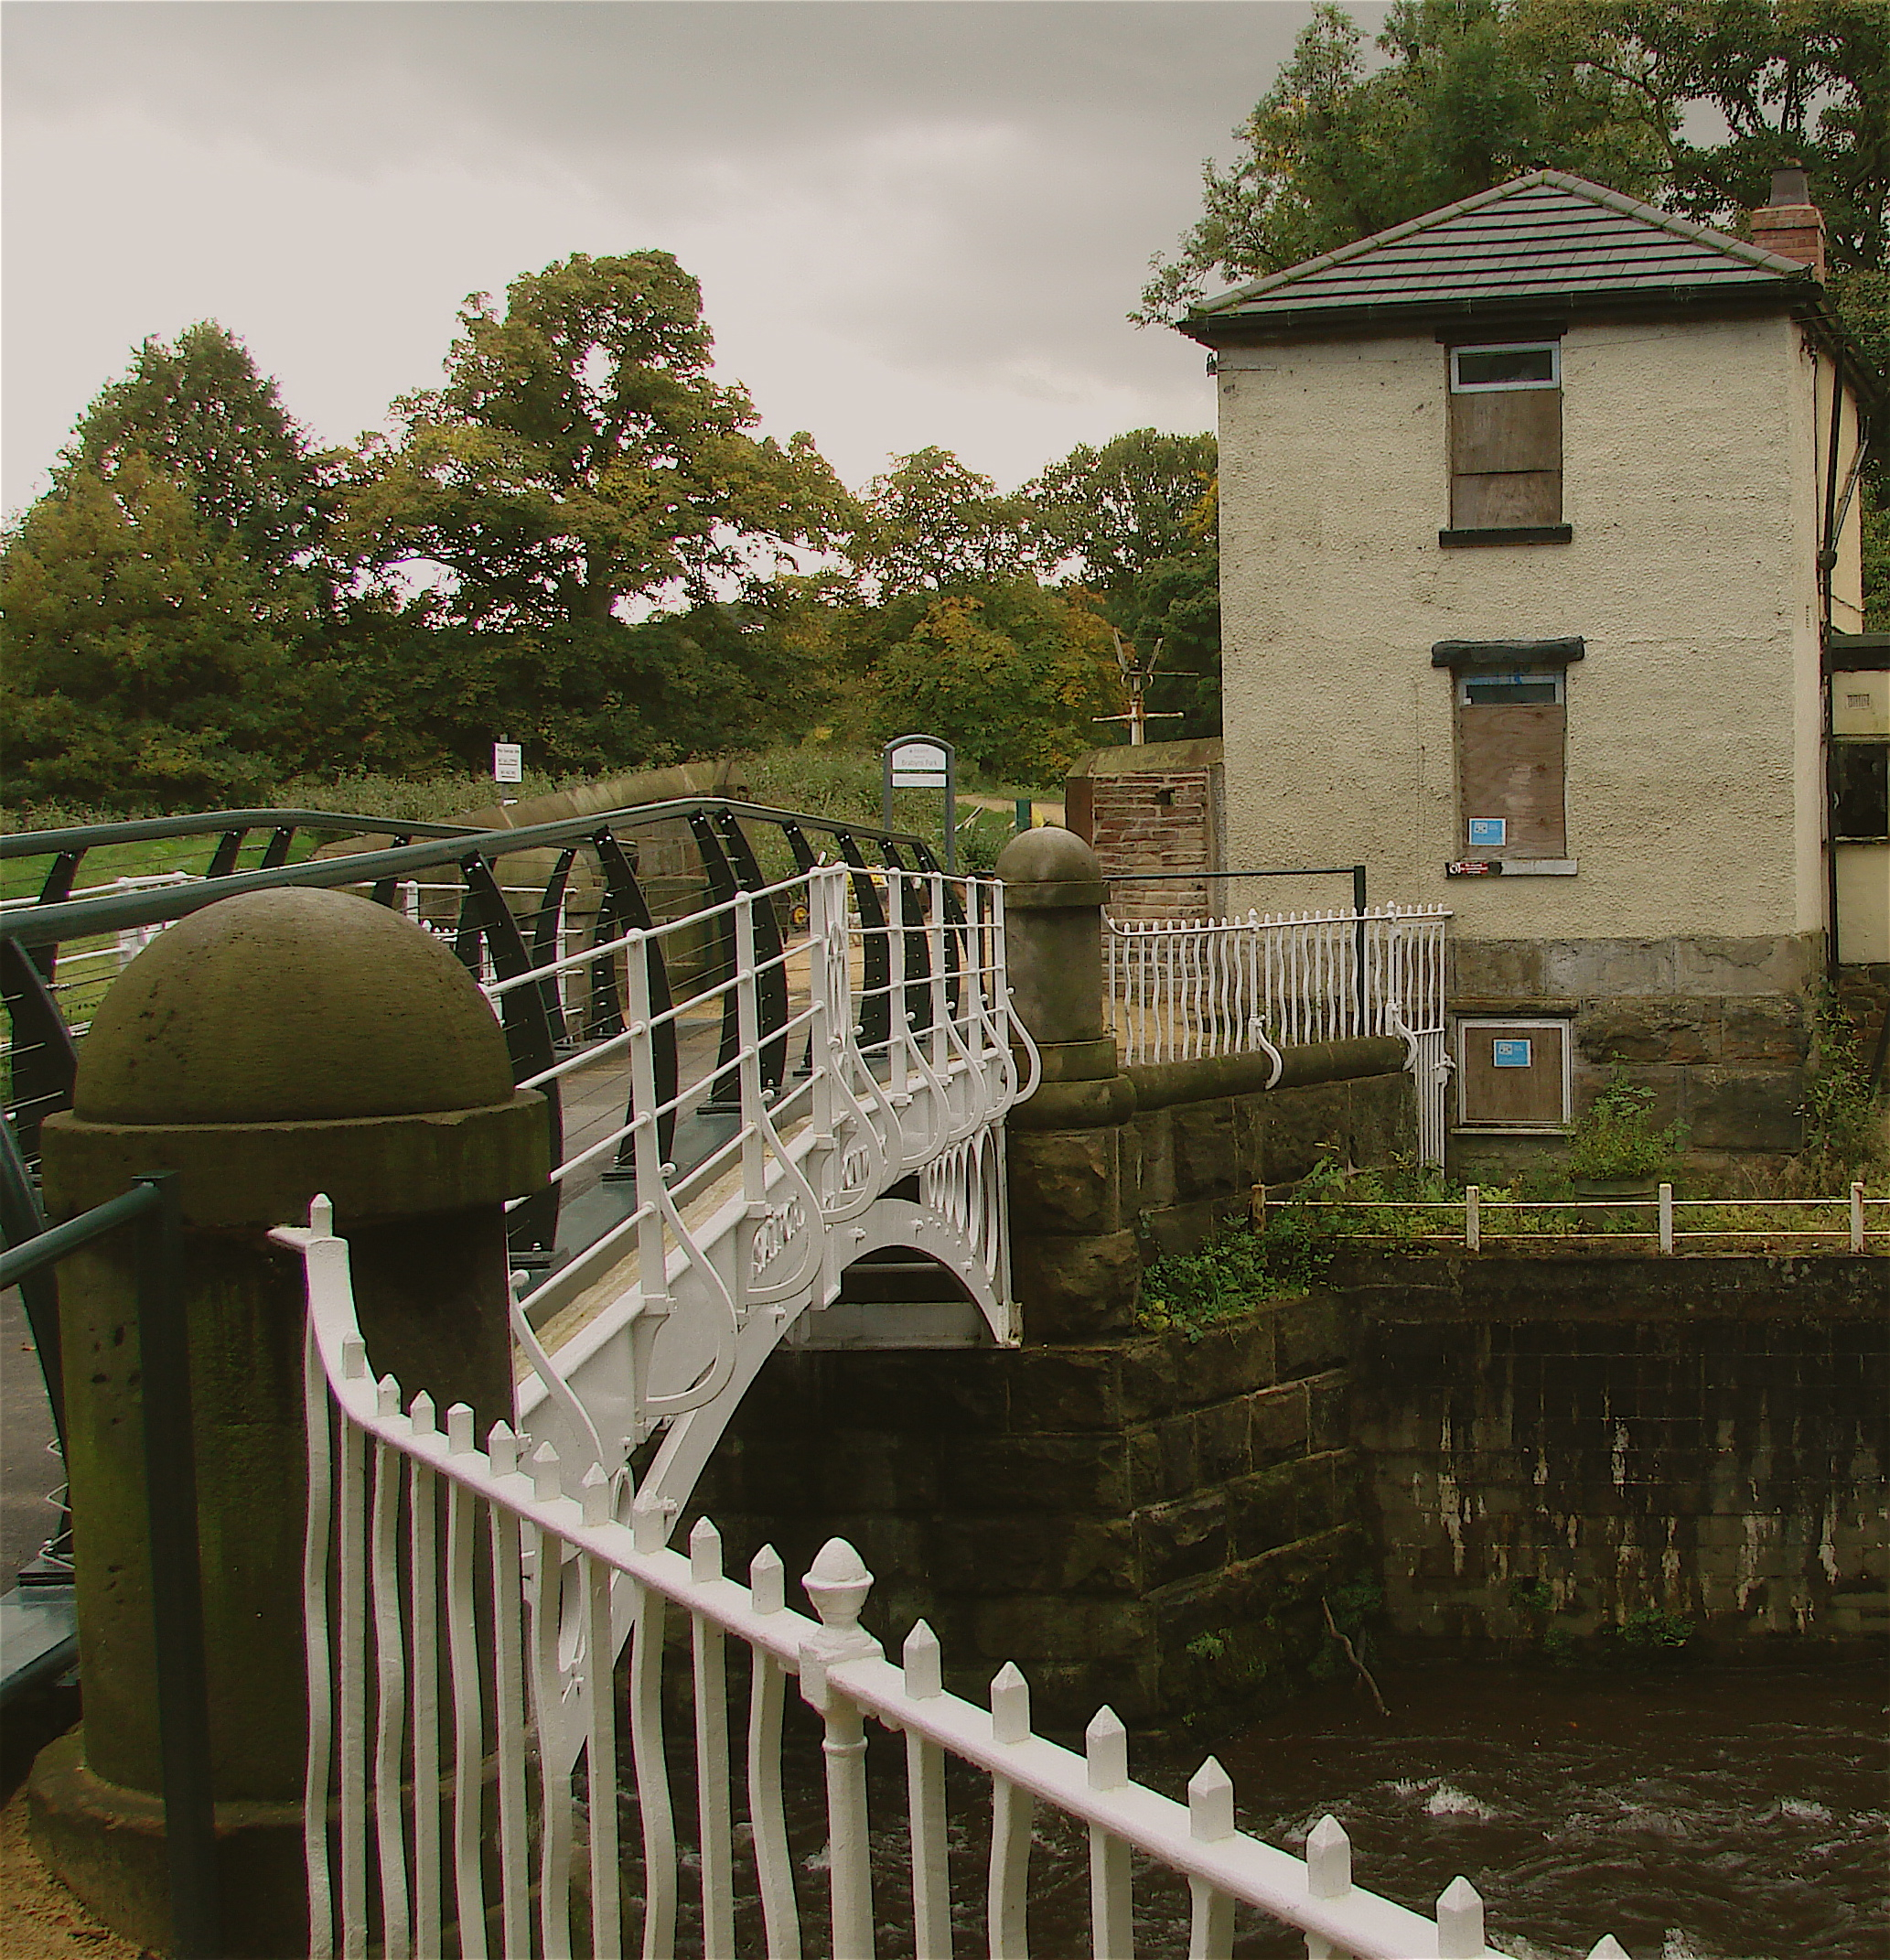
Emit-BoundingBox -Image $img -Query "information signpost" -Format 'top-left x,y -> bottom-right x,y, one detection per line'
492,741 -> 523,786
882,733 -> 957,873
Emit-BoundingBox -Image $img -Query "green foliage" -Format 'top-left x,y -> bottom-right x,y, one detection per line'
1541,1624 -> 1580,1665
2,457 -> 299,808
1564,1071 -> 1689,1179
868,581 -> 1122,782
1141,0 -> 1890,322
1788,986 -> 1888,1191
1508,1576 -> 1555,1614
1615,1605 -> 1694,1655
1185,1630 -> 1231,1663
1137,1157 -> 1349,1336
349,252 -> 854,631
854,448 -> 1036,596
58,319 -> 327,575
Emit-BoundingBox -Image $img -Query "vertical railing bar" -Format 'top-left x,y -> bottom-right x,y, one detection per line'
629,1579 -> 678,1960
489,1482 -> 532,1960
338,1381 -> 369,1957
583,1545 -> 623,1960
370,1427 -> 413,1960
532,1523 -> 575,1960
302,1317 -> 337,1960
444,1464 -> 488,1959
407,1438 -> 442,1960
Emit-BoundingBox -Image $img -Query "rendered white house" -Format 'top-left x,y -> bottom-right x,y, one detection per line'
1178,168 -> 1886,1168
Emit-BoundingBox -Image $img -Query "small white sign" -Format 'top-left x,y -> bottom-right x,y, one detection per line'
888,739 -> 950,788
492,742 -> 523,785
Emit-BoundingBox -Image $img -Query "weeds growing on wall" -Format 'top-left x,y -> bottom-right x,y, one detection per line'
1786,985 -> 1888,1194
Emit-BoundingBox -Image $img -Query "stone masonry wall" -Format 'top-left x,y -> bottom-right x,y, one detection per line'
1087,767 -> 1218,920
1343,1252 -> 1888,1652
693,1292 -> 1369,1732
1450,932 -> 1820,1172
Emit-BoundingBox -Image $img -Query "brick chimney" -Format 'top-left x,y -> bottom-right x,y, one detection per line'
1749,163 -> 1826,281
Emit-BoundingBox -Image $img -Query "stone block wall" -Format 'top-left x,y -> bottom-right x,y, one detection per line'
1343,1252 -> 1888,1651
693,1294 -> 1372,1731
1449,932 -> 1820,1172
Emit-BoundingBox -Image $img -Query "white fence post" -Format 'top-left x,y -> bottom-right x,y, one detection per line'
1659,1182 -> 1675,1255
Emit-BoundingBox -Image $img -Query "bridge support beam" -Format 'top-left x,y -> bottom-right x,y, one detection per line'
29,888 -> 547,1956
997,829 -> 1142,1340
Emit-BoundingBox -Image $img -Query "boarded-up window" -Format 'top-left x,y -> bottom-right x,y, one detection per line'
1457,1020 -> 1569,1128
1455,672 -> 1566,857
1449,342 -> 1562,530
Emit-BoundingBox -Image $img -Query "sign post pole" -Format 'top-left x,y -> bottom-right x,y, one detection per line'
882,734 -> 957,873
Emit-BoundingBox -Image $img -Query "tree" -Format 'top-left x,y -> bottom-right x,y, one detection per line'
348,252 -> 854,631
1138,0 -> 1887,321
1026,430 -> 1218,597
1138,1 -> 1667,319
852,447 -> 1037,596
1026,431 -> 1222,738
58,321 -> 326,575
2,457 -> 296,807
870,581 -> 1120,781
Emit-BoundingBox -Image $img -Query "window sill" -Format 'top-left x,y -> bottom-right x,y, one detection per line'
1438,525 -> 1573,548
1445,859 -> 1578,878
1452,1125 -> 1572,1136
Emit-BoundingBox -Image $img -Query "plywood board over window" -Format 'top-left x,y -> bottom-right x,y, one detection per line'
1458,1019 -> 1569,1128
1448,345 -> 1562,529
1456,700 -> 1567,856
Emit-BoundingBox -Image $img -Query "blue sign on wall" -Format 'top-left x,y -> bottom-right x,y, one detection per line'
1492,1039 -> 1532,1068
1467,816 -> 1508,847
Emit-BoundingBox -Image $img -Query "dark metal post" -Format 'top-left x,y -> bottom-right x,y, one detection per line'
133,1171 -> 220,1960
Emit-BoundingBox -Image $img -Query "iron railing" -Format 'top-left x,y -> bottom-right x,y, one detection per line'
1106,904 -> 1453,1167
1,797 -> 975,1271
275,1193 -> 1658,1960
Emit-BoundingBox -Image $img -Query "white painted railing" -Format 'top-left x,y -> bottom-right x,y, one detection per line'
1107,906 -> 1451,1165
278,1196 -> 1642,1960
1304,1181 -> 1887,1255
489,861 -> 1030,1535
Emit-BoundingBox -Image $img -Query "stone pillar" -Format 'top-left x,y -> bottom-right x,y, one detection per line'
28,888 -> 548,1956
996,828 -> 1140,1340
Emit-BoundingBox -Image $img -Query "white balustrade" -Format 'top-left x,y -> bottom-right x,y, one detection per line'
1106,905 -> 1451,1165
278,1196 -> 1641,1960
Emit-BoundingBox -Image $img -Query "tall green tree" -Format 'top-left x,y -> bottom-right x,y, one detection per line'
2,457 -> 296,806
349,252 -> 854,630
58,320 -> 327,575
1138,0 -> 1886,320
1027,430 -> 1222,738
871,581 -> 1121,781
852,447 -> 1037,596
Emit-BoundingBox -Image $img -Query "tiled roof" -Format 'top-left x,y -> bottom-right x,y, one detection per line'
1188,171 -> 1811,328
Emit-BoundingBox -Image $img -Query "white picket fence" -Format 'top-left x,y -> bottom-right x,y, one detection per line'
275,1195 -> 1650,1960
1107,907 -> 1452,1167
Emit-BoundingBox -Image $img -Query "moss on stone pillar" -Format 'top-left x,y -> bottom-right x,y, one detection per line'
29,887 -> 548,1955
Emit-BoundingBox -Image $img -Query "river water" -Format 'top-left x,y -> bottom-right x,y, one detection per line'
710,1656 -> 1885,1960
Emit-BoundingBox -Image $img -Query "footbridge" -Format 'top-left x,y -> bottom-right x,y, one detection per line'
1,798 -> 1036,1530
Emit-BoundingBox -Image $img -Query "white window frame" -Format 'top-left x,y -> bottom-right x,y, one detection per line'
1449,341 -> 1562,393
1455,669 -> 1566,707
1454,1016 -> 1574,1133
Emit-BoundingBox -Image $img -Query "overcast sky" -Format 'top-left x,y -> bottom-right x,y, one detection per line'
2,2 -> 1391,518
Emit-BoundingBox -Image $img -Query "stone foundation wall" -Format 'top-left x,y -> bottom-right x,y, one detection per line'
1342,1252 -> 1888,1652
1450,932 -> 1820,1169
1836,962 -> 1889,1074
693,1295 -> 1370,1731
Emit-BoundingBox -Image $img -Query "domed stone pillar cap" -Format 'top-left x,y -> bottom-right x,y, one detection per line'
995,826 -> 1107,909
74,886 -> 513,1123
43,887 -> 547,1224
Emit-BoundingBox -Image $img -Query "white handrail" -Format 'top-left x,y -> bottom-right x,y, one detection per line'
280,1197 -> 1644,1960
